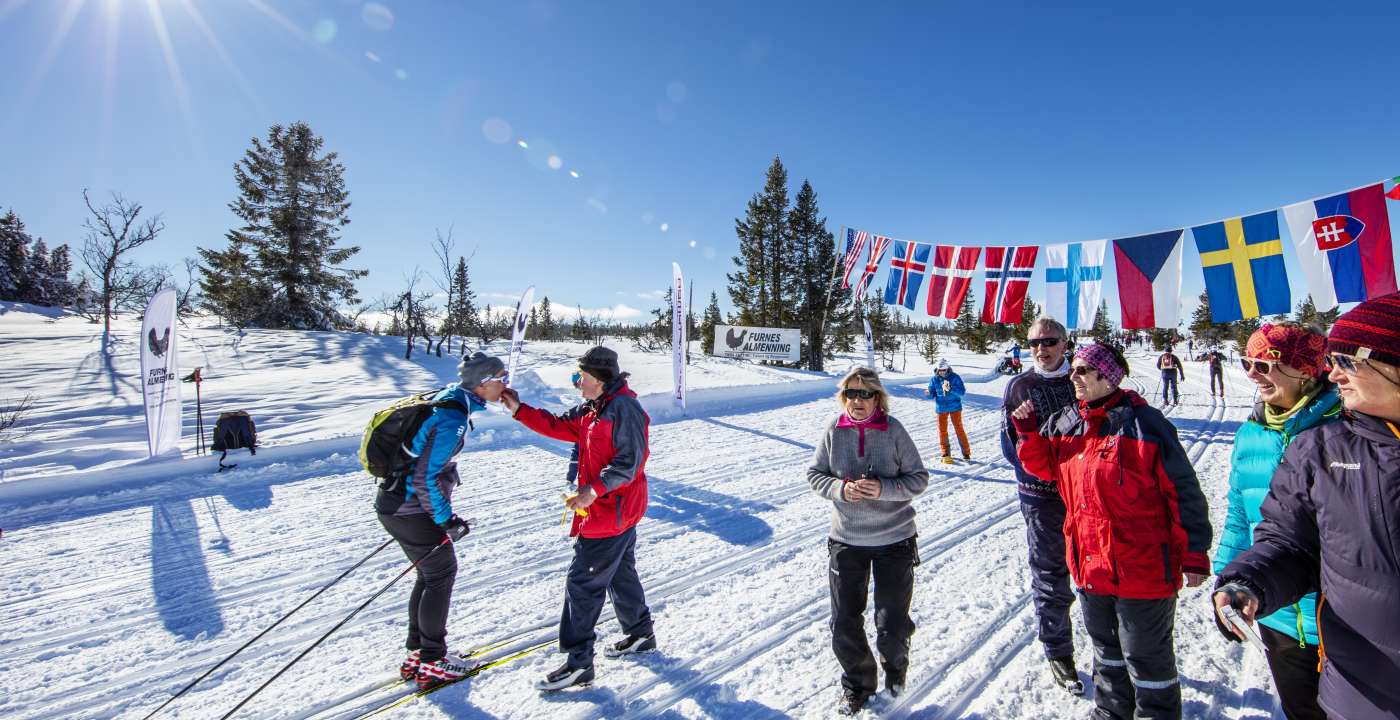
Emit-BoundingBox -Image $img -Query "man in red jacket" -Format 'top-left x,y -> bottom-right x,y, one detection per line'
1012,342 -> 1211,719
502,346 -> 655,691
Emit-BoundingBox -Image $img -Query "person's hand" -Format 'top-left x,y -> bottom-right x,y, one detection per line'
841,480 -> 864,503
1212,585 -> 1259,641
500,388 -> 521,413
566,485 -> 597,511
854,477 -> 882,500
942,380 -> 951,393
439,515 -> 471,542
1011,399 -> 1035,421
1184,572 -> 1208,587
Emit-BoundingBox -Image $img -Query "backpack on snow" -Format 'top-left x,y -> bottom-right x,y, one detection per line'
211,410 -> 257,471
359,389 -> 467,489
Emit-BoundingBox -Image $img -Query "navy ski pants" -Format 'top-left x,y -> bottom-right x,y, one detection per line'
1159,372 -> 1179,404
1020,495 -> 1076,660
560,527 -> 653,669
379,512 -> 457,663
1080,591 -> 1180,720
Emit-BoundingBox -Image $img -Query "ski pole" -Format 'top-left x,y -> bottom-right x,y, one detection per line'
219,535 -> 457,719
141,537 -> 395,720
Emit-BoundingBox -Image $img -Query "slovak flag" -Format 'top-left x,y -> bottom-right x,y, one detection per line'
883,240 -> 931,310
981,245 -> 1039,324
1112,229 -> 1184,329
840,228 -> 869,289
925,245 -> 982,320
853,234 -> 892,297
1283,183 -> 1397,311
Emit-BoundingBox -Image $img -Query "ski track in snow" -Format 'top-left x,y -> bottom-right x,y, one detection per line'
0,322 -> 1273,720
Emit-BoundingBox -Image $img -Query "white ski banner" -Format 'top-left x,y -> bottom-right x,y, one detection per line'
671,262 -> 686,409
863,317 -> 876,371
140,287 -> 182,458
507,285 -> 535,386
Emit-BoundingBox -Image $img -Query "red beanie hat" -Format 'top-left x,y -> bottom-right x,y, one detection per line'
1327,292 -> 1400,368
1246,323 -> 1328,378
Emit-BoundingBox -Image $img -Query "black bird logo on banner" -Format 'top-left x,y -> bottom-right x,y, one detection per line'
148,327 -> 170,358
725,327 -> 747,350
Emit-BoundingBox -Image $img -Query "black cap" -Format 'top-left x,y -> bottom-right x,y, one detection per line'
578,346 -> 620,380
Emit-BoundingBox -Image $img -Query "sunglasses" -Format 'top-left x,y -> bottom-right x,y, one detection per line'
1325,353 -> 1370,374
1240,358 -> 1278,374
482,372 -> 510,385
1070,365 -> 1098,377
842,388 -> 879,400
570,371 -> 583,387
1027,337 -> 1062,348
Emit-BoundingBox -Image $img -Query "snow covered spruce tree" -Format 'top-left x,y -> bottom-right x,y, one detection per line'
788,180 -> 849,371
443,255 -> 479,351
728,156 -> 792,328
199,122 -> 365,330
0,209 -> 77,306
699,291 -> 722,355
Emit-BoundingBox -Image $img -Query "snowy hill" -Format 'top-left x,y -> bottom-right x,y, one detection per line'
0,306 -> 1275,719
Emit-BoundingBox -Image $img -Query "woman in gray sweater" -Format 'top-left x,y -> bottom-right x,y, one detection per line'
808,367 -> 930,715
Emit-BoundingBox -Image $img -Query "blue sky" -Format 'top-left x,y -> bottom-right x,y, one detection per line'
2,1 -> 1398,326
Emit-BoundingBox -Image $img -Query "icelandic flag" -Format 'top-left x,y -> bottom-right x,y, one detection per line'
1044,240 -> 1106,329
883,240 -> 931,310
1283,183 -> 1396,311
853,234 -> 892,297
1112,229 -> 1184,329
1192,211 -> 1290,322
840,228 -> 869,289
980,245 -> 1039,324
925,245 -> 982,319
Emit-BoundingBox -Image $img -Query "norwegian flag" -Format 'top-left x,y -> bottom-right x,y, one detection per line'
980,245 -> 1039,324
840,228 -> 869,289
852,234 -> 892,297
925,245 -> 982,319
883,240 -> 931,310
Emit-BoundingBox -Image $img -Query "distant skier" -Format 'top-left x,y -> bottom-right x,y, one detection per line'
1207,349 -> 1226,397
1157,347 -> 1185,405
927,359 -> 970,462
376,352 -> 509,689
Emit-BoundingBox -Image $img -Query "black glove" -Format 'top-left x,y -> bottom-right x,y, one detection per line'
1212,581 -> 1259,643
440,515 -> 470,542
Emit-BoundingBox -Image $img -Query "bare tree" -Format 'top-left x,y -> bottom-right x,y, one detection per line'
0,394 -> 35,444
395,269 -> 436,360
81,190 -> 164,345
147,257 -> 203,318
430,228 -> 476,357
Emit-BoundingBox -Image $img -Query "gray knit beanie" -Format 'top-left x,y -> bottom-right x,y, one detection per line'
458,352 -> 505,388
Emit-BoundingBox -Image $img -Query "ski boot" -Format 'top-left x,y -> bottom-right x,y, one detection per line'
604,632 -> 656,657
416,654 -> 476,690
399,649 -> 421,681
1048,656 -> 1084,695
536,662 -> 594,691
837,688 -> 871,715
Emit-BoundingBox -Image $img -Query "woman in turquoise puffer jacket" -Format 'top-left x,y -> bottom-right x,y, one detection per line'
1213,322 -> 1337,720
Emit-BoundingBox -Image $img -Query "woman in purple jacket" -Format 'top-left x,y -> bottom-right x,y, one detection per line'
1215,292 -> 1400,720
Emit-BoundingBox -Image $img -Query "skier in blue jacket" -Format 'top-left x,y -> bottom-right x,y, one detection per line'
927,358 -> 970,463
1213,323 -> 1336,720
374,352 -> 510,689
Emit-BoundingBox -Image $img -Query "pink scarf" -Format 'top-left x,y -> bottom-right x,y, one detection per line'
836,409 -> 888,456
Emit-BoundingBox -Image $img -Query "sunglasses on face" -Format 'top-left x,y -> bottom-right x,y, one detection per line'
1325,353 -> 1369,374
482,372 -> 510,385
570,371 -> 583,387
1240,358 -> 1278,374
1027,337 -> 1062,348
842,388 -> 878,400
1070,365 -> 1098,377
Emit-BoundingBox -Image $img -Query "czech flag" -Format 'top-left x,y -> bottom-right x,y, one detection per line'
1112,229 -> 1183,330
1283,183 -> 1396,312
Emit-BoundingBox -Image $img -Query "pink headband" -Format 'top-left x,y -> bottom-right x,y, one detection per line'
1074,344 -> 1125,386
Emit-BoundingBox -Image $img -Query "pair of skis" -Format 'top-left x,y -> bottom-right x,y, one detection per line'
346,638 -> 554,719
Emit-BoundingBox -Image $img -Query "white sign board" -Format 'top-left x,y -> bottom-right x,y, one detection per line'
713,325 -> 800,362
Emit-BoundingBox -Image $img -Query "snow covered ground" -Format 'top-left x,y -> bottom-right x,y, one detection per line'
0,305 -> 1279,719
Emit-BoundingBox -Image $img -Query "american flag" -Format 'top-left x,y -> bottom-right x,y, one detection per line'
840,228 -> 869,289
853,234 -> 892,297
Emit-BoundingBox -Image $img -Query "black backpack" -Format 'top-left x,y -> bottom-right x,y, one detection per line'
211,411 -> 257,471
359,389 -> 467,488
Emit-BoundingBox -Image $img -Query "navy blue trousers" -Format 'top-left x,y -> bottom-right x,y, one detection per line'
560,527 -> 653,668
1020,495 -> 1076,659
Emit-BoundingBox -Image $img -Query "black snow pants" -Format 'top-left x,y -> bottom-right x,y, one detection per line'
379,512 -> 457,663
828,536 -> 918,696
1080,591 -> 1181,719
560,527 -> 653,669
1260,626 -> 1326,720
1020,495 -> 1076,659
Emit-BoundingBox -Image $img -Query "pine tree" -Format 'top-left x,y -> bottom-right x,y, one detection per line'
953,292 -> 989,353
198,240 -> 261,330
787,180 -> 848,370
1090,299 -> 1116,345
25,240 -> 52,305
918,324 -> 941,364
538,297 -> 555,341
0,210 -> 31,301
1228,317 -> 1261,357
1188,291 -> 1227,349
571,305 -> 589,342
728,156 -> 790,326
863,296 -> 900,367
1294,294 -> 1340,331
1013,296 -> 1041,343
45,244 -> 76,306
700,292 -> 722,355
203,121 -> 365,330
527,307 -> 538,339
445,256 -> 478,349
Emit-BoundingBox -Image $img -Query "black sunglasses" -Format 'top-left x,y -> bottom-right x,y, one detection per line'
842,388 -> 878,400
1027,337 -> 1062,348
1070,365 -> 1098,377
1325,353 -> 1368,374
1240,358 -> 1278,374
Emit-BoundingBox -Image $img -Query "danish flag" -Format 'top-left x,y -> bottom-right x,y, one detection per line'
981,245 -> 1039,324
925,245 -> 982,319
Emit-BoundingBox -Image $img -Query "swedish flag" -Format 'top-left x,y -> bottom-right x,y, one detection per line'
1192,211 -> 1290,322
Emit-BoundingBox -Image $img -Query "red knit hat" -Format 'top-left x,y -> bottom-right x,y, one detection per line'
1246,323 -> 1328,378
1327,292 -> 1400,368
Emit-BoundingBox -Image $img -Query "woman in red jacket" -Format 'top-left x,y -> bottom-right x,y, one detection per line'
502,346 -> 654,691
1011,342 -> 1211,719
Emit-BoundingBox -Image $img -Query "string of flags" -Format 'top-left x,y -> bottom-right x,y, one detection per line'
841,176 -> 1400,329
